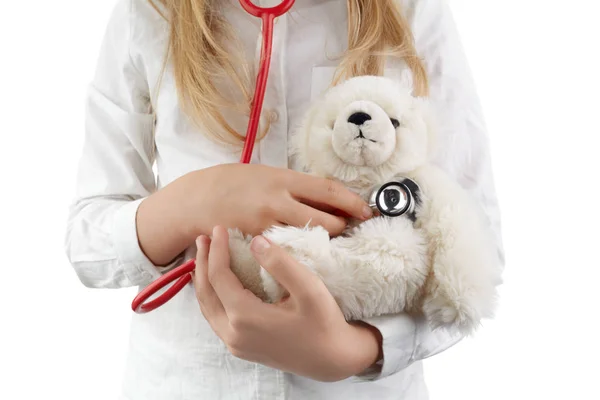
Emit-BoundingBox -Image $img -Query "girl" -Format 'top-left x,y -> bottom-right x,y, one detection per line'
65,0 -> 504,398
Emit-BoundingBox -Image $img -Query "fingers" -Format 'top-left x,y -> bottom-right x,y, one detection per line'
207,226 -> 252,312
290,174 -> 372,221
193,235 -> 228,334
280,200 -> 346,236
298,198 -> 338,214
250,236 -> 325,307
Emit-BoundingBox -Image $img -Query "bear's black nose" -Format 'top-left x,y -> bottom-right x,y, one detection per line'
347,112 -> 372,126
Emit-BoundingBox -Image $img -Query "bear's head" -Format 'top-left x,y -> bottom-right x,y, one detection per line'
291,75 -> 437,191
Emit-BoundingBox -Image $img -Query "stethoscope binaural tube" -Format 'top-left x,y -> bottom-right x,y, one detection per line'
238,0 -> 296,164
131,0 -> 297,314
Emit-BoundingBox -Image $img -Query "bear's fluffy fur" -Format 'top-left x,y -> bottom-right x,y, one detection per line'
228,76 -> 500,335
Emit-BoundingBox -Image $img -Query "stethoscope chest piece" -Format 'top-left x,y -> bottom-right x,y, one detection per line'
369,178 -> 420,218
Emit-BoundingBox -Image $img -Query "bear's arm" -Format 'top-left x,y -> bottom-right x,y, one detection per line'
354,0 -> 504,381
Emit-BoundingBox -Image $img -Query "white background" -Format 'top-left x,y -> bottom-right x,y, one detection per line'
1,0 -> 599,399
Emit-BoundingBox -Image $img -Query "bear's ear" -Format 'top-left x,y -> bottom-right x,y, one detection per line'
411,96 -> 439,161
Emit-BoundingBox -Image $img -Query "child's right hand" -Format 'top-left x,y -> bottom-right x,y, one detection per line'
136,163 -> 372,266
182,163 -> 372,236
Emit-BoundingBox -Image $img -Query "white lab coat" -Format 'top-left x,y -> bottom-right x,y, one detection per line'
64,0 -> 504,399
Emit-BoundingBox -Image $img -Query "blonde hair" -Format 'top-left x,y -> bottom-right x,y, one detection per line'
150,0 -> 428,145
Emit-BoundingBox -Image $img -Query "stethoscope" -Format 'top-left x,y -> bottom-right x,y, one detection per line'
131,0 -> 420,314
369,178 -> 421,220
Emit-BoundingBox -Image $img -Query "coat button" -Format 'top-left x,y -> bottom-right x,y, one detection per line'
269,110 -> 279,123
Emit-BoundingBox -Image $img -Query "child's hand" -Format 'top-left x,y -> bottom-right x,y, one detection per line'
136,163 -> 371,266
193,226 -> 382,382
184,163 -> 372,236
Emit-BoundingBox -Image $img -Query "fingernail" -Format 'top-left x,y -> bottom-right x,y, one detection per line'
251,236 -> 270,254
363,205 -> 373,219
196,235 -> 207,247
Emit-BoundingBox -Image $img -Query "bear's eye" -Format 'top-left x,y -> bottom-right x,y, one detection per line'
390,118 -> 400,129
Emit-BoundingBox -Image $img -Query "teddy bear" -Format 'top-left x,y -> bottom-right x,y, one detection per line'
227,75 -> 501,335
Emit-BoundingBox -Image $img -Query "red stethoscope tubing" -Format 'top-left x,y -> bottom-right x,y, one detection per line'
131,0 -> 296,314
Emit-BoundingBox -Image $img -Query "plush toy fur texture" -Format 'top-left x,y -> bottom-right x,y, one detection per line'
228,76 -> 500,335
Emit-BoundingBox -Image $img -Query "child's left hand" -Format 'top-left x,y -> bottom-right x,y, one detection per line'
192,226 -> 382,382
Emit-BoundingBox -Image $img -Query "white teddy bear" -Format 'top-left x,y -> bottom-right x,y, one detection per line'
228,75 -> 500,335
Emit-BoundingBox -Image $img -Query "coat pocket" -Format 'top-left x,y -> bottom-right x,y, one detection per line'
310,65 -> 413,102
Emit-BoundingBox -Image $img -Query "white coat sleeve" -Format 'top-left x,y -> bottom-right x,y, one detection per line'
357,0 -> 504,380
64,0 -> 180,288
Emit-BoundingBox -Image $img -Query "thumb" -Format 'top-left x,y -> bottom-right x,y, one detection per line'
250,236 -> 322,302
